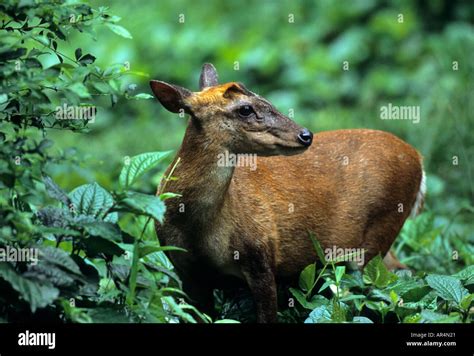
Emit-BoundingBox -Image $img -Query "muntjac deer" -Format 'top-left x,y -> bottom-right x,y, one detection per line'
151,64 -> 425,323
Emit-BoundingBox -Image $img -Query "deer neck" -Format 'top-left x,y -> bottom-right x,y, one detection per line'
165,118 -> 235,226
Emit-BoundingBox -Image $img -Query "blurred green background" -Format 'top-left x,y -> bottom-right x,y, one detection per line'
48,0 -> 473,243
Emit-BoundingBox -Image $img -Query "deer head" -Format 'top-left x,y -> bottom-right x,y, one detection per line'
150,63 -> 312,156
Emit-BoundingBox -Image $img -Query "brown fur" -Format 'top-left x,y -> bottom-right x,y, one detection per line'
156,126 -> 422,322
152,65 -> 423,322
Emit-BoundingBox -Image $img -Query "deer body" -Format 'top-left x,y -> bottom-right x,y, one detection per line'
152,64 -> 425,322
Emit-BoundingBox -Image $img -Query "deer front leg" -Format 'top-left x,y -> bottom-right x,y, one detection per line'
180,274 -> 215,321
241,252 -> 278,323
169,251 -> 216,322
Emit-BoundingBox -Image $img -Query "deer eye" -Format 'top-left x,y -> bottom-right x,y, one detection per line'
238,105 -> 254,118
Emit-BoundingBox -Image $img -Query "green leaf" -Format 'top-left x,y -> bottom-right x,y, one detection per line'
426,274 -> 469,304
365,300 -> 390,315
459,293 -> 474,310
388,278 -> 425,298
104,212 -> 119,223
75,48 -> 82,60
117,191 -> 166,223
69,183 -> 114,219
352,316 -> 373,323
331,300 -> 346,322
363,255 -> 398,288
80,221 -> 122,242
309,232 -> 326,264
159,192 -> 181,200
143,262 -> 182,289
340,294 -> 367,302
86,307 -> 131,323
420,310 -> 462,323
0,263 -> 59,313
27,262 -> 76,288
317,278 -> 333,293
402,286 -> 431,303
305,305 -> 332,323
161,296 -> 197,323
214,319 -> 240,324
0,47 -> 27,61
79,54 -> 96,66
389,290 -> 399,304
453,265 -> 474,285
403,313 -> 422,323
335,266 -> 345,283
38,247 -> 81,275
83,236 -> 124,258
42,175 -> 71,206
0,94 -> 8,104
370,289 -> 392,303
119,151 -> 172,189
299,263 -> 316,292
93,82 -> 111,94
105,23 -> 133,39
68,82 -> 91,98
289,288 -> 328,310
138,241 -> 186,258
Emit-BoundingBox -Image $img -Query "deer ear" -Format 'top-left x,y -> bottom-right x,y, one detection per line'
150,80 -> 192,114
199,63 -> 218,90
223,82 -> 252,98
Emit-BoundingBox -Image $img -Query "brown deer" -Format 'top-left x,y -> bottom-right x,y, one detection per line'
151,63 -> 425,323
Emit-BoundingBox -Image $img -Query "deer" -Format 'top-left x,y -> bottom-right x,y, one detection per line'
151,63 -> 426,323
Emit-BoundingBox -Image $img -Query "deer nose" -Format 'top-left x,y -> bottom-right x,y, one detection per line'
297,128 -> 313,147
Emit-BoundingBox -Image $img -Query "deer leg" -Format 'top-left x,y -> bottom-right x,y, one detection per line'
383,250 -> 408,270
241,255 -> 278,323
362,212 -> 406,268
178,270 -> 216,322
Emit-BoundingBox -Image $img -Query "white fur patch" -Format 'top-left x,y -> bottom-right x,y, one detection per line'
410,168 -> 426,218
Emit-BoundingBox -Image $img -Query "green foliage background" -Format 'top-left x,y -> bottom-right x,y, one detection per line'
0,0 -> 473,323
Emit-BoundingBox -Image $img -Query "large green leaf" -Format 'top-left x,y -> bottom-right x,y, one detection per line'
119,151 -> 172,189
27,263 -> 76,288
79,221 -> 122,242
116,191 -> 166,223
69,183 -> 114,219
38,246 -> 81,275
363,255 -> 398,288
0,263 -> 59,312
426,274 -> 469,304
